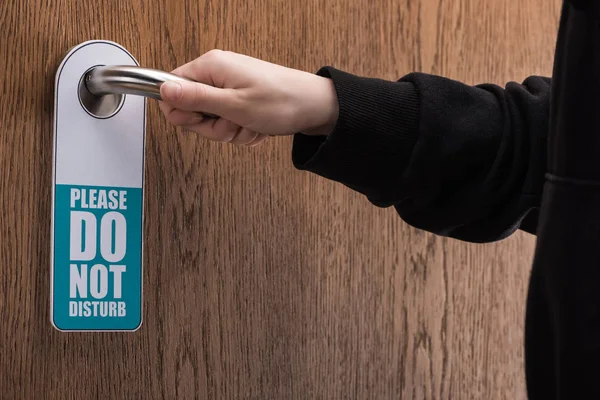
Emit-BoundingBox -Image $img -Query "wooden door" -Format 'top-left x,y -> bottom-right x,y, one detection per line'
0,0 -> 561,398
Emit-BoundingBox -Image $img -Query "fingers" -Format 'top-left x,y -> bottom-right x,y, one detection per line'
170,49 -> 228,86
228,127 -> 259,145
168,115 -> 266,146
159,100 -> 269,146
158,102 -> 204,126
182,117 -> 238,142
159,50 -> 269,146
160,80 -> 238,118
246,134 -> 269,147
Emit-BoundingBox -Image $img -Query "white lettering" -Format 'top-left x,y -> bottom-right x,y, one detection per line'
89,264 -> 108,299
99,302 -> 108,317
70,264 -> 87,298
69,301 -> 78,316
81,189 -> 89,208
67,301 -> 127,317
109,265 -> 126,298
100,212 -> 126,262
118,302 -> 126,316
70,188 -> 81,208
88,189 -> 97,209
70,211 -> 96,261
70,189 -> 127,210
97,190 -> 107,209
108,190 -> 119,210
119,191 -> 127,210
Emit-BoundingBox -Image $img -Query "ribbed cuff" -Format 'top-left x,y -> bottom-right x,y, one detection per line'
291,67 -> 420,203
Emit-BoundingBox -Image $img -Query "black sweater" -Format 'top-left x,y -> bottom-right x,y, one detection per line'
525,1 -> 600,399
292,1 -> 600,398
292,68 -> 550,243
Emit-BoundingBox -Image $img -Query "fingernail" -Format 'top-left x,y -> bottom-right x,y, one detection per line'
162,81 -> 182,100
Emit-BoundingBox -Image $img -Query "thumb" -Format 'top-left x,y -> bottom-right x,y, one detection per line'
160,80 -> 232,117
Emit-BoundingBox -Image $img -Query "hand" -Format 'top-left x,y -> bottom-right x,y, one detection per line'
158,50 -> 339,146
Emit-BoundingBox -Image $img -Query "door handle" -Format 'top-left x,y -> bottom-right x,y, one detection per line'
84,65 -> 218,118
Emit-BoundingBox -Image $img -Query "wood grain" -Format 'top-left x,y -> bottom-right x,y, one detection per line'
0,0 -> 561,398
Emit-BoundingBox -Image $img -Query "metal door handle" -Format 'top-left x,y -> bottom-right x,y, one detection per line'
84,65 -> 218,118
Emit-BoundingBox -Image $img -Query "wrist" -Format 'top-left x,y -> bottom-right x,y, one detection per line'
300,76 -> 339,136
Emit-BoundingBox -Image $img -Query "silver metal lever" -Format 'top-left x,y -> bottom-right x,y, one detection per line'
83,65 -> 218,118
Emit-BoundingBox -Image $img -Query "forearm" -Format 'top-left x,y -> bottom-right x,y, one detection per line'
293,68 -> 552,243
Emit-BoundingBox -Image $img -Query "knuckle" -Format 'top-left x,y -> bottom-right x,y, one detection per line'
220,124 -> 241,143
227,89 -> 247,113
204,49 -> 224,62
162,108 -> 177,123
184,83 -> 206,108
165,113 -> 184,126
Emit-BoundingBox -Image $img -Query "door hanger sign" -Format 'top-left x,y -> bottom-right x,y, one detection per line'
52,41 -> 145,331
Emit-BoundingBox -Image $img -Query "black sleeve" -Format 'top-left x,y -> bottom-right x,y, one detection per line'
292,67 -> 551,243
